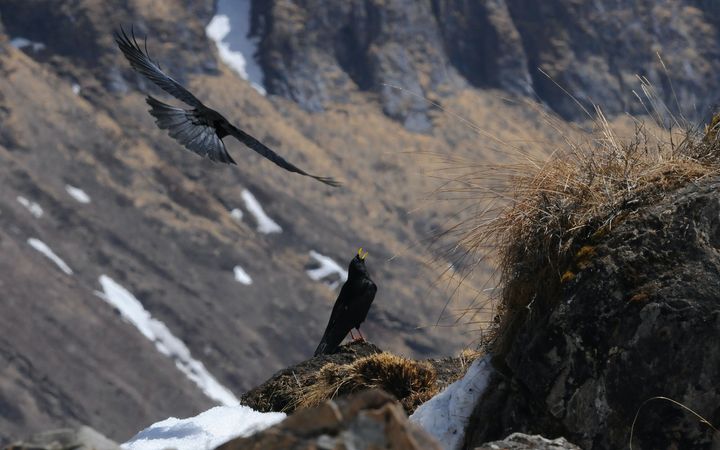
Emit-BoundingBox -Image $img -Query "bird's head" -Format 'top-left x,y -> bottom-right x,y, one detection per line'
349,247 -> 369,276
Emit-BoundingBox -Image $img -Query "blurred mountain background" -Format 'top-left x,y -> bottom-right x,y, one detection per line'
0,0 -> 719,443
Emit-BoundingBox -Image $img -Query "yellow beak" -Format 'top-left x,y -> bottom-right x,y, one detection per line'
357,248 -> 368,260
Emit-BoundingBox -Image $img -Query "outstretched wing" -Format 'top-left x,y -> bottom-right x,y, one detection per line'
115,26 -> 203,108
116,26 -> 340,186
227,126 -> 340,187
147,96 -> 236,164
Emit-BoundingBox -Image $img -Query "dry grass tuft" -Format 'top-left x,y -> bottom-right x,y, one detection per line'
436,105 -> 720,356
296,352 -> 438,413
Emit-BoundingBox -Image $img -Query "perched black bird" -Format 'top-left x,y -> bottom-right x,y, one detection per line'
314,248 -> 377,356
114,27 -> 339,187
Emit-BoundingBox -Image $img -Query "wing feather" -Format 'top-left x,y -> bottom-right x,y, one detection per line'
227,126 -> 340,187
146,96 -> 236,164
117,27 -> 338,185
115,26 -> 203,108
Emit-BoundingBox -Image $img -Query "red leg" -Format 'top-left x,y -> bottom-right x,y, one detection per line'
356,328 -> 366,342
349,330 -> 356,340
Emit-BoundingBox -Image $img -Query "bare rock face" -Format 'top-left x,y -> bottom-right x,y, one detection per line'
466,178 -> 720,449
216,389 -> 442,450
255,0 -> 720,123
252,0 -> 463,131
432,0 -> 532,97
474,433 -> 580,450
502,0 -> 720,121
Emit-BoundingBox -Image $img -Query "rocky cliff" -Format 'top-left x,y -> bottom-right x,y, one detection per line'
253,0 -> 720,123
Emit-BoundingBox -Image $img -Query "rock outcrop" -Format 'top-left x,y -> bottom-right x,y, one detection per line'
465,177 -> 720,449
241,341 -> 470,415
216,389 -> 443,450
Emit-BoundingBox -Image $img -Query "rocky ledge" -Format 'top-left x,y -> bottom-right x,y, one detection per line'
241,340 -> 472,415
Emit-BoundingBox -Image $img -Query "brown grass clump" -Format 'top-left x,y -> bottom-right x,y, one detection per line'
296,352 -> 438,414
438,106 -> 720,356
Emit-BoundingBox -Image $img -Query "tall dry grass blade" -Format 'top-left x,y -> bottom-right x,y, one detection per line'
629,396 -> 719,450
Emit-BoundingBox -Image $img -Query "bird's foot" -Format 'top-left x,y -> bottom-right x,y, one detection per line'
352,329 -> 366,342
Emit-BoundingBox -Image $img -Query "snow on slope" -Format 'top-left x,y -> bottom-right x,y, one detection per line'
306,250 -> 348,289
409,356 -> 494,450
206,0 -> 266,95
10,37 -> 45,52
17,196 -> 43,218
230,208 -> 244,221
241,189 -> 282,234
27,238 -> 73,275
233,265 -> 253,285
65,184 -> 91,203
95,275 -> 239,407
123,405 -> 285,450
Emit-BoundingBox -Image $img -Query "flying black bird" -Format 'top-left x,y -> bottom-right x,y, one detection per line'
114,27 -> 339,187
314,248 -> 377,356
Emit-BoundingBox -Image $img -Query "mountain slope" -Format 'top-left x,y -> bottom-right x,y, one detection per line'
0,0 -> 560,440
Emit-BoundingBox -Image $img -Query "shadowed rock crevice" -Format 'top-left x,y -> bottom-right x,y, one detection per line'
431,0 -> 532,96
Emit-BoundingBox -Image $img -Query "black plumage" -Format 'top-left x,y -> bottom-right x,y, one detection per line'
114,27 -> 339,187
314,249 -> 377,356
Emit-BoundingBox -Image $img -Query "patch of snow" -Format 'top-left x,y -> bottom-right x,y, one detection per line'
409,356 -> 494,450
65,185 -> 91,204
241,189 -> 281,234
230,208 -> 244,221
27,238 -> 73,275
306,250 -> 348,289
122,405 -> 285,450
233,265 -> 253,285
72,83 -> 81,95
10,37 -> 46,52
95,275 -> 239,407
16,196 -> 43,218
206,1 -> 266,95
